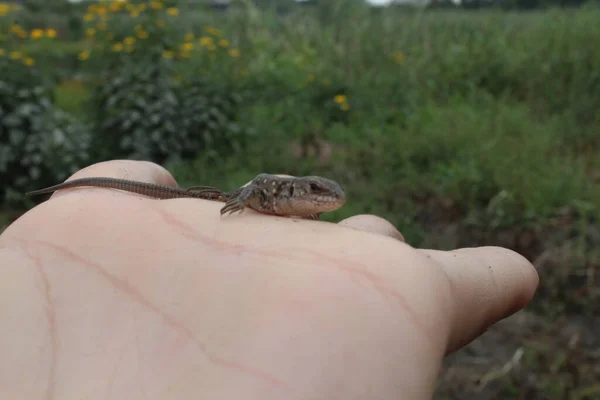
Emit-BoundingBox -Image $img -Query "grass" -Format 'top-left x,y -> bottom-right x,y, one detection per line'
2,2 -> 600,398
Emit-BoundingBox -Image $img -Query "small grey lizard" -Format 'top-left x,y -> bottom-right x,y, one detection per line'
26,173 -> 346,220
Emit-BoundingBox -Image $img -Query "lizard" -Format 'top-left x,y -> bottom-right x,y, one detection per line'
26,173 -> 346,220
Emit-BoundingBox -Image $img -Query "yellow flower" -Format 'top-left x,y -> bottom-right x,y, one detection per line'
109,1 -> 123,12
136,30 -> 149,39
78,50 -> 90,61
97,22 -> 106,30
162,50 -> 174,59
333,95 -> 346,104
218,39 -> 229,47
204,26 -> 220,36
9,51 -> 22,59
184,32 -> 194,41
83,13 -> 95,22
181,42 -> 193,51
0,49 -> 4,56
150,1 -> 163,9
111,43 -> 123,52
340,102 -> 350,111
206,44 -> 216,52
85,28 -> 96,37
130,10 -> 139,17
23,57 -> 35,66
10,25 -> 27,38
94,6 -> 107,16
30,29 -> 44,39
392,50 -> 405,65
228,48 -> 240,57
198,36 -> 213,46
124,36 -> 136,45
166,7 -> 178,16
46,28 -> 57,38
0,4 -> 10,16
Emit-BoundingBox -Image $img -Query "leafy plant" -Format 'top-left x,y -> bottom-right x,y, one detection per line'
0,55 -> 90,203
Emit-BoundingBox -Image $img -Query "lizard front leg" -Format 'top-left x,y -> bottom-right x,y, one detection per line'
220,185 -> 260,216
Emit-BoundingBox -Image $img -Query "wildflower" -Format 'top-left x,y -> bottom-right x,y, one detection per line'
109,1 -> 123,12
0,4 -> 10,16
181,42 -> 193,51
340,102 -> 350,111
204,26 -> 220,36
218,39 -> 229,47
150,1 -> 163,9
198,36 -> 213,46
46,28 -> 57,38
184,32 -> 194,41
111,43 -> 123,52
97,22 -> 106,30
124,36 -> 136,45
0,49 -> 5,56
136,29 -> 149,39
9,51 -> 22,59
23,57 -> 35,66
162,50 -> 174,59
85,28 -> 96,37
83,13 -> 95,22
391,50 -> 405,64
166,7 -> 178,16
30,29 -> 44,39
94,5 -> 107,16
228,48 -> 240,57
78,50 -> 90,61
10,25 -> 27,38
333,94 -> 346,104
130,10 -> 140,17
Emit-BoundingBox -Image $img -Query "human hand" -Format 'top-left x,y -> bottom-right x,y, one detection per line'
0,160 -> 538,400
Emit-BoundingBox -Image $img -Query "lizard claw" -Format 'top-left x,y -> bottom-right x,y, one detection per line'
220,198 -> 246,216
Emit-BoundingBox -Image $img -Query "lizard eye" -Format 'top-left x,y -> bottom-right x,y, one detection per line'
309,183 -> 323,192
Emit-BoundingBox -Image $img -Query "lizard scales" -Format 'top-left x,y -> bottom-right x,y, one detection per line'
27,173 -> 345,220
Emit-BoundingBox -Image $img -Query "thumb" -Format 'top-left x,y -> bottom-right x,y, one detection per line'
420,246 -> 539,353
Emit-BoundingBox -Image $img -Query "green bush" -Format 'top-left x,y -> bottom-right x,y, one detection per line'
0,55 -> 90,203
82,1 -> 249,164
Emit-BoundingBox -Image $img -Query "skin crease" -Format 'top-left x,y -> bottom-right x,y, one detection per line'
0,160 -> 539,400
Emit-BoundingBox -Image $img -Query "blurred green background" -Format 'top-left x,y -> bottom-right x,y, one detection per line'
1,0 -> 599,398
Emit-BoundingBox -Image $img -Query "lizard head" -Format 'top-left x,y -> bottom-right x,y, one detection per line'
290,176 -> 346,214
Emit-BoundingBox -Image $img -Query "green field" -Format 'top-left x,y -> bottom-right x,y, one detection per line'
1,1 -> 599,397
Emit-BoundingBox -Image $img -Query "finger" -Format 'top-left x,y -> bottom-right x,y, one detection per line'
338,214 -> 405,242
46,160 -> 177,198
419,246 -> 538,353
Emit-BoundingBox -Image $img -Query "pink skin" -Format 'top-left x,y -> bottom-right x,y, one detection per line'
0,160 -> 538,400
